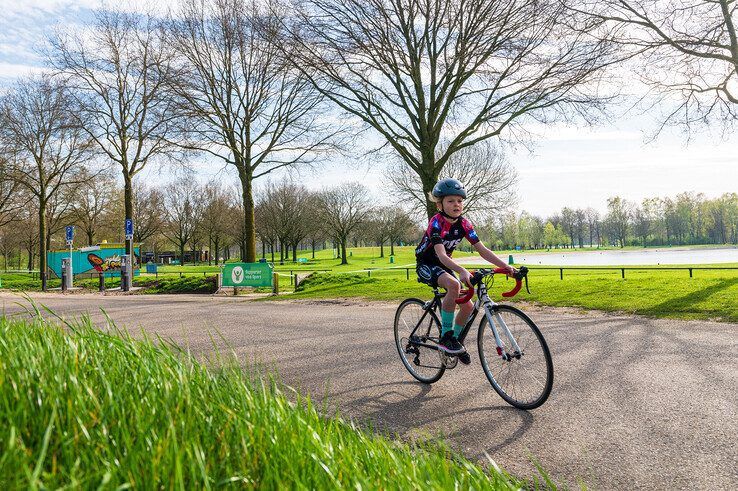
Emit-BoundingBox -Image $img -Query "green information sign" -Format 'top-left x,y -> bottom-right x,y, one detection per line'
222,262 -> 273,288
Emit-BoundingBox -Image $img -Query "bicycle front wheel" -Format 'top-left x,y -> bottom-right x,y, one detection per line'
394,298 -> 445,384
477,305 -> 553,409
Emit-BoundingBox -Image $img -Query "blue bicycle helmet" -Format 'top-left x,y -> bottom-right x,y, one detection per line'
432,178 -> 467,199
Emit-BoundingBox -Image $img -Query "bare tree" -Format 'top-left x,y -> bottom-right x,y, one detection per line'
574,208 -> 587,248
256,180 -> 313,263
605,196 -> 632,247
49,8 -> 182,256
366,207 -> 393,258
387,208 -> 420,256
255,196 -> 279,262
0,76 -> 92,289
19,209 -> 41,271
201,181 -> 233,266
288,0 -> 616,218
318,183 -> 371,265
385,141 -> 516,220
574,1 -> 738,132
162,180 -> 201,263
585,207 -> 601,247
303,193 -> 328,259
0,157 -> 28,228
45,185 -> 77,252
133,181 -> 165,247
167,0 -> 338,262
560,207 -> 577,248
69,167 -> 117,246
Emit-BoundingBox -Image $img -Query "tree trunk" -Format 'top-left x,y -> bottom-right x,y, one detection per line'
179,243 -> 185,265
390,241 -> 395,255
214,238 -> 220,266
311,239 -> 316,259
292,242 -> 297,262
39,200 -> 47,290
340,237 -> 348,265
239,168 -> 256,263
420,163 -> 439,220
380,241 -> 384,257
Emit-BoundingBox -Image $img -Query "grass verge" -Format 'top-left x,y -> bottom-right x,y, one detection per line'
0,310 -> 525,489
283,268 -> 738,323
0,274 -> 218,294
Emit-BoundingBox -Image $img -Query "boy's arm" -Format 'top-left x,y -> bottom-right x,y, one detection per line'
473,242 -> 515,274
433,244 -> 472,286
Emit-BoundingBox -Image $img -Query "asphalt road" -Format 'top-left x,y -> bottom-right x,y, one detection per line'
2,292 -> 736,490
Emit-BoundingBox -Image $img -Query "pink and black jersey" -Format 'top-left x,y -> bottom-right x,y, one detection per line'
415,213 -> 480,266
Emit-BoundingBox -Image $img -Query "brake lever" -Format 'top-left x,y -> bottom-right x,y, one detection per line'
514,266 -> 531,294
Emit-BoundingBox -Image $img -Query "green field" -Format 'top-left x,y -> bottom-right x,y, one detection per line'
277,263 -> 738,323
2,247 -> 736,323
0,311 -> 529,489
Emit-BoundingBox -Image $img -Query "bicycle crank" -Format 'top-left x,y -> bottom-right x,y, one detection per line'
439,350 -> 458,369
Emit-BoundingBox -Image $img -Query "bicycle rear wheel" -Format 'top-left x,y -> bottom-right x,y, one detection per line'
477,305 -> 553,409
394,298 -> 445,383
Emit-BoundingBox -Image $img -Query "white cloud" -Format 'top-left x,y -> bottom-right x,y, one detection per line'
0,62 -> 48,80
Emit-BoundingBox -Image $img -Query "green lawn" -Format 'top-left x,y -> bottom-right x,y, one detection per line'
275,266 -> 738,323
2,247 -> 736,323
0,311 -> 528,489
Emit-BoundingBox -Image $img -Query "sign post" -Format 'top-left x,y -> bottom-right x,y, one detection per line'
65,226 -> 74,289
124,219 -> 134,291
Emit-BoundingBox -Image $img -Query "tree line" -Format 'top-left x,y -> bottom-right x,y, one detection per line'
0,177 -> 420,271
1,0 -> 737,287
483,192 -> 738,250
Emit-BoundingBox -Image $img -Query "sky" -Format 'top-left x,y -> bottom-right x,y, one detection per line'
1,0 -> 736,218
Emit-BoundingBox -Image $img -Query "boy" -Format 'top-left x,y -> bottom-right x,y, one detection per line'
415,178 -> 516,364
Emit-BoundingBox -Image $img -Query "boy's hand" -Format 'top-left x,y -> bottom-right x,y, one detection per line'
459,269 -> 472,287
503,265 -> 517,276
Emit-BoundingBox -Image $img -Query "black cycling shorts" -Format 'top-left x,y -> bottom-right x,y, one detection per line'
416,263 -> 456,288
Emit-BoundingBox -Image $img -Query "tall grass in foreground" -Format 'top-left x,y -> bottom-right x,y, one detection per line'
0,310 -> 525,489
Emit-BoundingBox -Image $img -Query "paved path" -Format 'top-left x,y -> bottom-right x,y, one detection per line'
2,292 -> 736,490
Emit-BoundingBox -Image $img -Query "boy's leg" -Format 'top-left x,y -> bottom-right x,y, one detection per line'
453,300 -> 474,338
437,273 -> 461,336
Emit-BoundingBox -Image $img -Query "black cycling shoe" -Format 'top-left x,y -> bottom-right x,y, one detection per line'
458,348 -> 471,365
439,331 -> 465,355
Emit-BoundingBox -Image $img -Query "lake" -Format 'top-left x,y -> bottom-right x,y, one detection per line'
458,246 -> 738,266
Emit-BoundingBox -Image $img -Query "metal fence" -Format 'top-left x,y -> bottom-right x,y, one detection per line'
3,265 -> 737,287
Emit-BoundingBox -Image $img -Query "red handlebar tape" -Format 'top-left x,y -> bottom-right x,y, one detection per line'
455,267 -> 522,304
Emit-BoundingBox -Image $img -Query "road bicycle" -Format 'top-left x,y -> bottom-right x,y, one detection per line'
394,266 -> 553,410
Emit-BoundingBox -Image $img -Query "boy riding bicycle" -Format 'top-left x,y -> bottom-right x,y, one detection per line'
415,178 -> 516,364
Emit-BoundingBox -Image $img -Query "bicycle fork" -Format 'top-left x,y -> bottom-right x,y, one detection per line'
481,299 -> 522,361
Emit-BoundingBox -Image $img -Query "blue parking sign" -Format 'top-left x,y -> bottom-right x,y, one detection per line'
125,219 -> 134,239
65,226 -> 74,243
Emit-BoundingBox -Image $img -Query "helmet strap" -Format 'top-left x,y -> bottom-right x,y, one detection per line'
439,202 -> 458,220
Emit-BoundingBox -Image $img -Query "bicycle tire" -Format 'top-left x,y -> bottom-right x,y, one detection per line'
477,305 -> 553,409
394,298 -> 445,383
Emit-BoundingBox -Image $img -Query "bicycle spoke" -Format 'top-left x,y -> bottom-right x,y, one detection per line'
395,299 -> 445,383
478,305 -> 552,409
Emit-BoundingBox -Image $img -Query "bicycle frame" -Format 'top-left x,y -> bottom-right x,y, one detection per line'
407,276 -> 523,358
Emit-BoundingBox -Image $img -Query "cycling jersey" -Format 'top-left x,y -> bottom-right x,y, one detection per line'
415,213 -> 480,267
